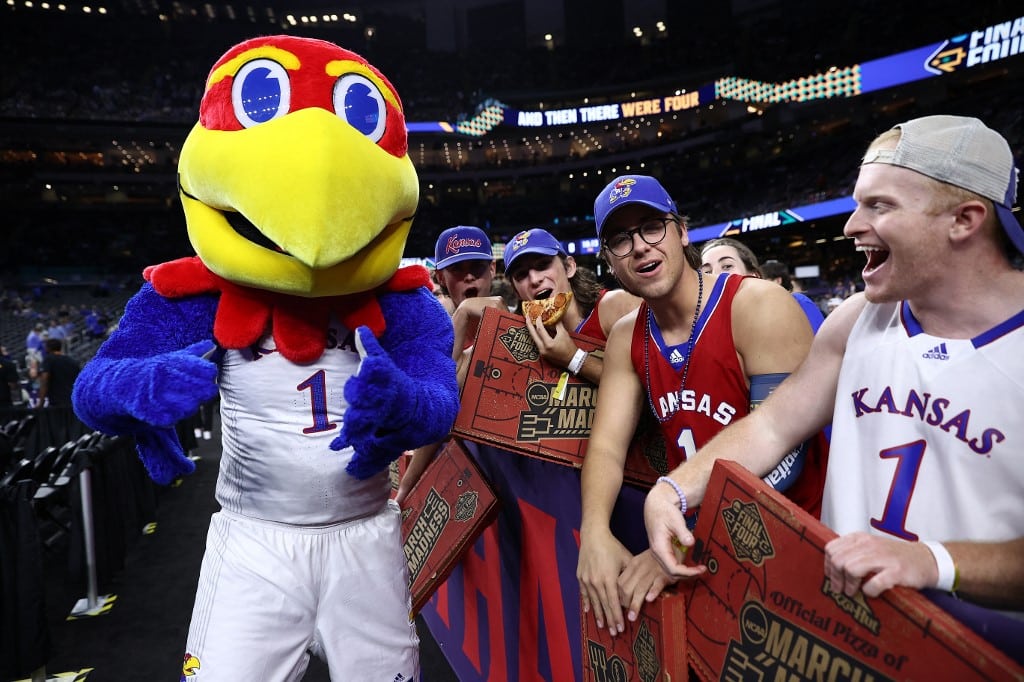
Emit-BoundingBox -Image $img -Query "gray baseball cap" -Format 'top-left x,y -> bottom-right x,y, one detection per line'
862,115 -> 1022,253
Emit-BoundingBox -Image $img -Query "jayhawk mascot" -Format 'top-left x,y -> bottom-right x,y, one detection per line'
72,36 -> 458,680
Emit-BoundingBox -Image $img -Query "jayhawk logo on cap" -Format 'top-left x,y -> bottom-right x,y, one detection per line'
510,230 -> 533,252
608,178 -> 637,204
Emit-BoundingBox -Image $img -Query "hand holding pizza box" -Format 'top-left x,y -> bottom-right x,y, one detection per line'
454,306 -> 667,487
684,460 -> 1023,681
581,587 -> 687,682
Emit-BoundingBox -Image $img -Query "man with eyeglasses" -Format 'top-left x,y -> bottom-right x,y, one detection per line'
577,175 -> 827,638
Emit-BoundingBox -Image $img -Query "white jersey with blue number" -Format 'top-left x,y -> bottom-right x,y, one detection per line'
215,323 -> 388,525
823,301 -> 1024,544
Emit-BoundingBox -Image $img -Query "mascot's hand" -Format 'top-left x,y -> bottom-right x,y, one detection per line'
135,427 -> 196,485
126,340 -> 219,427
331,327 -> 407,479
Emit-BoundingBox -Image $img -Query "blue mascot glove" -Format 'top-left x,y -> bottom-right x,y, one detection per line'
331,327 -> 408,480
122,339 -> 220,427
135,426 -> 196,485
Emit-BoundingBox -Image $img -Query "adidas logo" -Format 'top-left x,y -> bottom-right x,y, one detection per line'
922,342 -> 949,360
393,674 -> 407,682
669,348 -> 685,365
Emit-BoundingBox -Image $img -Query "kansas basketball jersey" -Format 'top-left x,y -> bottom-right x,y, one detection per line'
630,274 -> 748,469
575,289 -> 607,342
216,321 -> 389,526
824,301 -> 1024,543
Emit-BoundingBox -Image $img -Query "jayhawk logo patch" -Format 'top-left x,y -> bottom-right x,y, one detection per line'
608,177 -> 637,204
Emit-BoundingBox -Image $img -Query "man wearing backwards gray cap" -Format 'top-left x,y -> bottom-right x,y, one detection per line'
578,174 -> 827,637
645,115 -> 1024,663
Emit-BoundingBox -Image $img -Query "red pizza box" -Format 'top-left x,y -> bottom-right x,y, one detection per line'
453,307 -> 666,487
581,588 -> 687,682
400,438 -> 499,615
684,460 -> 1023,681
388,451 -> 411,499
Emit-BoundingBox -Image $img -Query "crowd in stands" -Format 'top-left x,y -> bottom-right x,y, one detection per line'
1,284 -> 134,411
1,2 -> 1021,372
1,1 -> 1018,124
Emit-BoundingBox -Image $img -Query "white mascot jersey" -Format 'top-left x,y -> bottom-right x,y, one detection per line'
215,322 -> 387,525
824,300 -> 1024,545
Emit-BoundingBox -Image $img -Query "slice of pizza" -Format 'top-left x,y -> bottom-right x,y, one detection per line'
522,291 -> 573,328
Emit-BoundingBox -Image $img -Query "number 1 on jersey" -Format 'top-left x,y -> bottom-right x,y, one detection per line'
297,369 -> 338,434
870,439 -> 926,541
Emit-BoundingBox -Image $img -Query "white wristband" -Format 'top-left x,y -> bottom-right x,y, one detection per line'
922,541 -> 958,592
567,348 -> 587,376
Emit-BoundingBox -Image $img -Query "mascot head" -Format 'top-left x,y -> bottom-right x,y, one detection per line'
177,35 -> 419,297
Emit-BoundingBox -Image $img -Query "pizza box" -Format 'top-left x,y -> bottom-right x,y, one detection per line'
684,460 -> 1023,681
453,307 -> 667,487
388,451 -> 410,499
400,437 -> 499,615
581,588 -> 687,681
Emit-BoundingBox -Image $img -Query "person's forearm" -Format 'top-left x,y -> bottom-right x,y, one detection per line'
581,448 -> 627,536
946,538 -> 1024,609
451,309 -> 471,361
577,353 -> 602,385
667,408 -> 790,509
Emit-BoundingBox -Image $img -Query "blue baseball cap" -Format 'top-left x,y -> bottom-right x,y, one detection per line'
594,175 -> 678,238
434,226 -> 493,269
503,229 -> 567,271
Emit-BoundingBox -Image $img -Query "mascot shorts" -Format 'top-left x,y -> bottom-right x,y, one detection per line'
183,501 -> 418,681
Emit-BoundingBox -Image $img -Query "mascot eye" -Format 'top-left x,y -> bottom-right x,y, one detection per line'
231,59 -> 291,128
333,73 -> 386,143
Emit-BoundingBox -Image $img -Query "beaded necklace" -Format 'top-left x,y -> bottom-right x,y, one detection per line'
644,272 -> 704,424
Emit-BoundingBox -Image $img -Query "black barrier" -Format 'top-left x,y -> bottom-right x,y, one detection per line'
0,478 -> 51,680
66,436 -> 158,594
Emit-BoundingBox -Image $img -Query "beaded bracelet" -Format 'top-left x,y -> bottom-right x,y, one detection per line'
656,476 -> 688,516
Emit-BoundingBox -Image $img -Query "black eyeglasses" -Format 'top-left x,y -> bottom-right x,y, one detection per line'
602,217 -> 675,257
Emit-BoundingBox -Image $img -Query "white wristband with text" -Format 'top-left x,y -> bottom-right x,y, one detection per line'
567,348 -> 588,376
923,540 -> 958,592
